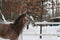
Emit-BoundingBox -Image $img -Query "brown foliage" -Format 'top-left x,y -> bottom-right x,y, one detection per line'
2,0 -> 48,20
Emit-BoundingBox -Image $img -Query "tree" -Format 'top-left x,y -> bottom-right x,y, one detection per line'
1,0 -> 48,21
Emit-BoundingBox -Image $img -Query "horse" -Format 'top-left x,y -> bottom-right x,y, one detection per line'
24,12 -> 35,29
0,13 -> 34,40
26,15 -> 35,29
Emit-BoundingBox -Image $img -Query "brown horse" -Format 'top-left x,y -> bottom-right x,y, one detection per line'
0,13 -> 33,40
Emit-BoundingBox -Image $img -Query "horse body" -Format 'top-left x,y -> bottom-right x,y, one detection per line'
0,13 -> 33,40
0,23 -> 18,40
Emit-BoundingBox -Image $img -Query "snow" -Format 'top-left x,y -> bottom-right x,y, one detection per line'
22,24 -> 60,40
0,0 -> 60,40
0,23 -> 60,40
0,10 -> 14,24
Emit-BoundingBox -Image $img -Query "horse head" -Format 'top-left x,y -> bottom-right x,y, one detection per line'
12,13 -> 35,35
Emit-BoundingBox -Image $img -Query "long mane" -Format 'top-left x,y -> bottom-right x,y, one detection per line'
13,14 -> 26,25
12,14 -> 26,34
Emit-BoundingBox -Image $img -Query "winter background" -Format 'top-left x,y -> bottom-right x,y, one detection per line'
0,0 -> 60,40
0,23 -> 60,40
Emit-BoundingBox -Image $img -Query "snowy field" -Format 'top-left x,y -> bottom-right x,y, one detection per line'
0,0 -> 60,40
0,23 -> 60,40
22,23 -> 60,40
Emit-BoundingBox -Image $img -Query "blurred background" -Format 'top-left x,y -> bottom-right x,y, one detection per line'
0,0 -> 60,22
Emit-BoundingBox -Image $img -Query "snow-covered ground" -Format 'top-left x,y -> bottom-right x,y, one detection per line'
22,23 -> 60,40
0,23 -> 60,40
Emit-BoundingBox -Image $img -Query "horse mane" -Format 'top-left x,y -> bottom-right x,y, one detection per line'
11,14 -> 26,35
0,13 -> 29,40
13,14 -> 26,25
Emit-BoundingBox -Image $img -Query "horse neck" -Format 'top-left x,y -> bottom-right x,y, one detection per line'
17,18 -> 26,34
13,14 -> 26,25
12,15 -> 26,35
14,18 -> 26,35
